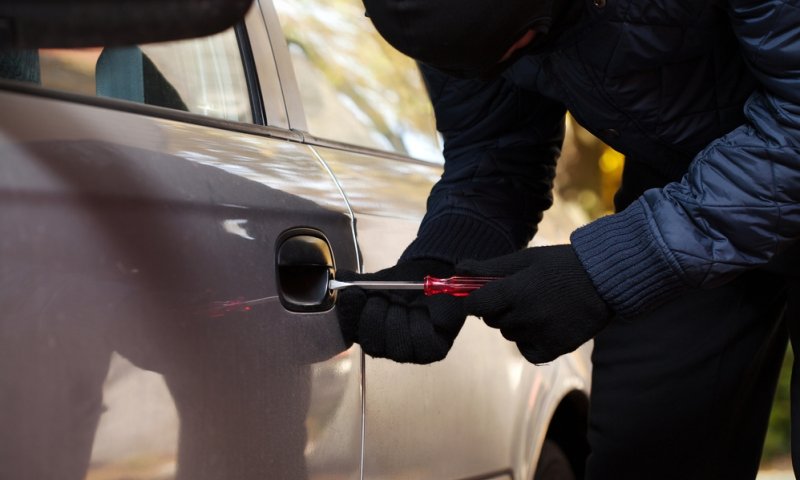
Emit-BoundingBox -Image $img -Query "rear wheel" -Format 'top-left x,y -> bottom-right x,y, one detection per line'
533,439 -> 576,480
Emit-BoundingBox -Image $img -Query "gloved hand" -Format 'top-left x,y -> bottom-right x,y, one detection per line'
336,259 -> 467,364
457,245 -> 611,364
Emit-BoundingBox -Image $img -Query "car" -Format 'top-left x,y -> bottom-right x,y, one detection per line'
0,1 -> 592,479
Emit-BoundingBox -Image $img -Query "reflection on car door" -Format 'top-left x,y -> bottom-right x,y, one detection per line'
0,20 -> 362,480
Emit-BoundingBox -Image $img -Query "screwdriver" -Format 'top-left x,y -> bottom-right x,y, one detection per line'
328,275 -> 499,297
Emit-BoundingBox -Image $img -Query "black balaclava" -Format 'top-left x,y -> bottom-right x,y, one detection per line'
364,0 -> 555,77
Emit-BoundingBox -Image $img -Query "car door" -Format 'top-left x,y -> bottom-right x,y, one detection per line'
265,1 -> 512,478
0,6 -> 362,480
267,1 -> 593,479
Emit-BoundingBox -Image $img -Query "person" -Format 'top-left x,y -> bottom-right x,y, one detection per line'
335,0 -> 800,478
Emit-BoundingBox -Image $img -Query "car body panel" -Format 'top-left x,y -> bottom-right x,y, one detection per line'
316,144 -> 592,480
242,2 -> 289,128
0,90 -> 362,479
252,0 -> 307,132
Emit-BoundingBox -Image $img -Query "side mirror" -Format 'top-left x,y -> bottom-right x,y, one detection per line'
0,0 -> 254,48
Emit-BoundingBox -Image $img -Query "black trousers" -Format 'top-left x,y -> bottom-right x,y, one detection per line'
586,269 -> 798,479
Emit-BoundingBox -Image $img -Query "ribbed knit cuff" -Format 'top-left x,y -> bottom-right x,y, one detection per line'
570,200 -> 687,319
400,214 -> 517,264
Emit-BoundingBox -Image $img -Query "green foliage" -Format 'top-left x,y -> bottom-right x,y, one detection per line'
762,345 -> 793,463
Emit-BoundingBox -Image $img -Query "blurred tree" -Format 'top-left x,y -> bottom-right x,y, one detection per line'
763,345 -> 792,464
557,115 -> 623,219
274,0 -> 440,159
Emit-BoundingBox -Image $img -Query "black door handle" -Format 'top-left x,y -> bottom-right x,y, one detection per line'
275,229 -> 336,312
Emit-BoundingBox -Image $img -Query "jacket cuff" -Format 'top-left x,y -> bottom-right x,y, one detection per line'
570,199 -> 687,318
400,213 -> 517,264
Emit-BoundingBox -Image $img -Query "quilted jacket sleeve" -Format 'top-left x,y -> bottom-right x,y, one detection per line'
400,63 -> 566,263
571,0 -> 800,317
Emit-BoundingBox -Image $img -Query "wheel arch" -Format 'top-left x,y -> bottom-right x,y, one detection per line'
541,389 -> 590,479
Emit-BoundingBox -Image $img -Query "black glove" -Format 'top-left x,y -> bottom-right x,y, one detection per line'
457,245 -> 611,364
336,259 -> 467,364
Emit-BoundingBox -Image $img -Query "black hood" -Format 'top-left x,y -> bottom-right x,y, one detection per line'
364,0 -> 555,75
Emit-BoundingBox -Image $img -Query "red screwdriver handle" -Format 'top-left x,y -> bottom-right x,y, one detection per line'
423,275 -> 500,297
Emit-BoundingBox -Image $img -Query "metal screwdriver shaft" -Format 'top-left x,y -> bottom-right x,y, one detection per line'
329,275 -> 499,297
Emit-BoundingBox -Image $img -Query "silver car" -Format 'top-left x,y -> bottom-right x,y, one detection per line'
0,1 -> 592,479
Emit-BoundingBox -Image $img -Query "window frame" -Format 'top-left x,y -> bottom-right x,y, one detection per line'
0,4 -> 302,141
235,21 -> 266,127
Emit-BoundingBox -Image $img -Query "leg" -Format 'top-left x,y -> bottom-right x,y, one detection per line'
586,270 -> 789,480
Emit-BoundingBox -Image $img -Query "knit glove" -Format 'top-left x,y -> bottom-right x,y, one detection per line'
335,259 -> 467,364
457,245 -> 611,364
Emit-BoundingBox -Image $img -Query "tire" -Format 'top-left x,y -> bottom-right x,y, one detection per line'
533,439 -> 576,480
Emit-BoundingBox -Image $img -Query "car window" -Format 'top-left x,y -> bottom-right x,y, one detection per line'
273,0 -> 443,162
0,28 -> 252,123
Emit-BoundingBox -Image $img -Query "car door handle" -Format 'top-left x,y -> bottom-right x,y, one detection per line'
276,229 -> 336,312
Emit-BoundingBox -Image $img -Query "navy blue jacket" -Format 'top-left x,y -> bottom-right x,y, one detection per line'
401,0 -> 800,317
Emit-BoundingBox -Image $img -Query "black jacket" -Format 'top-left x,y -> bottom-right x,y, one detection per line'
402,0 -> 800,317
